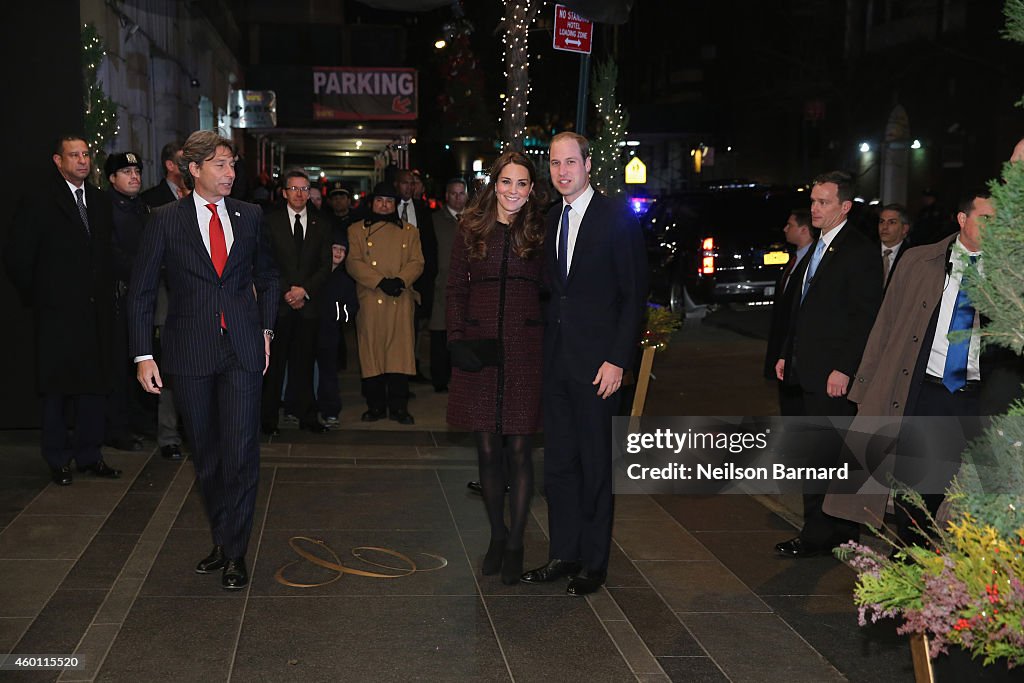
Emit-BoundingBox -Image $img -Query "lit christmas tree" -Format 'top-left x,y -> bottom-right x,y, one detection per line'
500,0 -> 543,151
589,58 -> 628,195
82,24 -> 120,182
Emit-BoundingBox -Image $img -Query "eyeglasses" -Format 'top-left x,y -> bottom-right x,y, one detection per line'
286,186 -> 311,194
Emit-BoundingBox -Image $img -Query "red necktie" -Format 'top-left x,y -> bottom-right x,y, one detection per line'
207,204 -> 228,329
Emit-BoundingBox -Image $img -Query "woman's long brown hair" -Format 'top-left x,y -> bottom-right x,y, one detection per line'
460,150 -> 546,261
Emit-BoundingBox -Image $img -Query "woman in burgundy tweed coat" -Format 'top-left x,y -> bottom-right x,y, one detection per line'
446,150 -> 546,585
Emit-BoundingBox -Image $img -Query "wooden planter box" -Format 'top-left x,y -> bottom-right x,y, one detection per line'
911,634 -> 1019,682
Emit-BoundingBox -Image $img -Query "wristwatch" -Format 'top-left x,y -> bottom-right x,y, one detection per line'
263,329 -> 275,341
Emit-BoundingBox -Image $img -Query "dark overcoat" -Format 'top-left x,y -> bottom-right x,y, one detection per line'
4,171 -> 115,394
446,222 -> 544,434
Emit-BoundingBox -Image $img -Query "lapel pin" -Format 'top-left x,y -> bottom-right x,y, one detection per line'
234,211 -> 241,217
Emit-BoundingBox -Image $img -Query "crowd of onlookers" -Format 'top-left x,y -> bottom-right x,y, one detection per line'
4,134 -> 471,491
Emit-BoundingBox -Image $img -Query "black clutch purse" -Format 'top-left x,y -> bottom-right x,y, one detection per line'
449,339 -> 502,372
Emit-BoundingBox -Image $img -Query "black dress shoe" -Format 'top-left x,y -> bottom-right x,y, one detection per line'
520,559 -> 582,584
361,409 -> 385,422
50,465 -> 72,486
222,557 -> 248,590
501,547 -> 524,585
567,569 -> 606,596
301,422 -> 329,433
467,481 -> 510,495
774,536 -> 828,558
389,410 -> 415,425
77,459 -> 122,479
160,444 -> 183,460
434,385 -> 448,393
195,545 -> 226,574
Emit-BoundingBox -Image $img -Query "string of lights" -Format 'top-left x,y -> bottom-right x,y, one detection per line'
500,0 -> 543,151
589,58 -> 628,195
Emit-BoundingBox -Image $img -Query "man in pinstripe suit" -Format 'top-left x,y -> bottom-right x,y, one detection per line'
128,131 -> 279,590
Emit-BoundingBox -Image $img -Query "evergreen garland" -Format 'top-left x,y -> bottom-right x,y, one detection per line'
589,58 -> 628,195
1003,0 -> 1024,44
639,304 -> 682,352
82,24 -> 119,163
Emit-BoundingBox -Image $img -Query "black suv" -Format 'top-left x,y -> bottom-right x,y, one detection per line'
643,184 -> 805,312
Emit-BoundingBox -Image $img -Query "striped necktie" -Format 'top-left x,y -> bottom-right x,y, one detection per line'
75,188 -> 91,236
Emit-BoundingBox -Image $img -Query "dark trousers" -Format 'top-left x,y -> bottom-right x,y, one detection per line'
895,380 -> 980,545
430,330 -> 451,391
543,356 -> 620,574
793,389 -> 861,545
154,326 -> 182,448
316,321 -> 341,419
173,334 -> 261,559
41,393 -> 106,469
261,310 -> 319,428
108,302 -> 152,439
777,381 -> 803,417
363,373 -> 409,414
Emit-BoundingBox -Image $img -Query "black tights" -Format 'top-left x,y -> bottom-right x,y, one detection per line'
476,432 -> 533,550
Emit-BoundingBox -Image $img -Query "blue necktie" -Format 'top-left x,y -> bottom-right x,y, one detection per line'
942,255 -> 978,393
558,204 -> 571,283
801,238 -> 827,301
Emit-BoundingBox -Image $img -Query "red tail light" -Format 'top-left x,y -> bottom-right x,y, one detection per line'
700,237 -> 715,275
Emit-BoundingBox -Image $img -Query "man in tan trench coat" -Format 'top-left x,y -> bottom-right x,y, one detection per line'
824,190 -> 1023,540
346,182 -> 424,424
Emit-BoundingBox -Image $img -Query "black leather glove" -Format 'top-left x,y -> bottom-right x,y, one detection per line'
378,277 -> 405,297
448,340 -> 483,372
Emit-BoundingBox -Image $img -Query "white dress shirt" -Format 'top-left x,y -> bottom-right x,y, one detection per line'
65,178 -> 85,203
286,206 -> 307,238
926,238 -> 981,381
801,219 -> 847,293
192,191 -> 234,257
557,183 -> 595,273
399,199 -> 418,227
882,241 -> 903,272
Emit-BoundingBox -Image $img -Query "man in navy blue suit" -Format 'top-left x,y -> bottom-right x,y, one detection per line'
128,131 -> 279,590
520,132 -> 648,595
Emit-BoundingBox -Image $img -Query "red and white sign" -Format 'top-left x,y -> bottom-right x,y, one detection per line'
552,4 -> 593,54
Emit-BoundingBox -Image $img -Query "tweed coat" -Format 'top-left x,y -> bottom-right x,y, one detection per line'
446,222 -> 544,434
346,218 -> 424,377
5,171 -> 115,395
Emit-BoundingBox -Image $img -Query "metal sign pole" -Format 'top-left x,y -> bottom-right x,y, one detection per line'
576,52 -> 591,135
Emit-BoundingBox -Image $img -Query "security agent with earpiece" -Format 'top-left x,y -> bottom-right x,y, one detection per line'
826,188 -> 1024,539
345,182 -> 424,424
